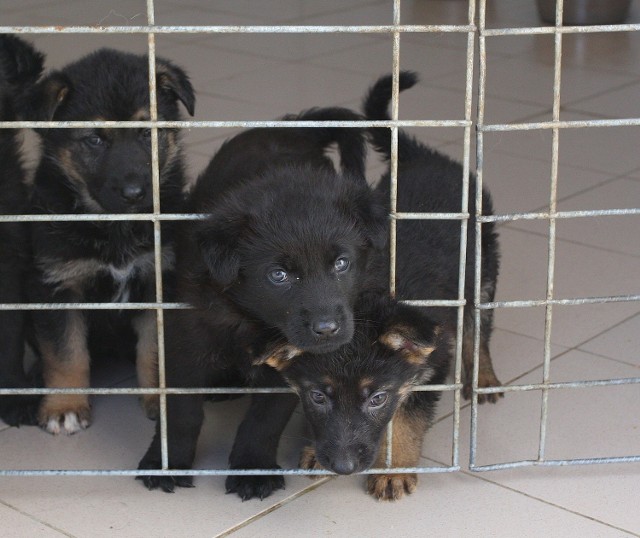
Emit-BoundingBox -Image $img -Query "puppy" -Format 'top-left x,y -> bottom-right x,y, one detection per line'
25,48 -> 195,434
0,35 -> 45,427
259,294 -> 449,501
364,71 -> 502,400
242,71 -> 503,501
138,107 -> 388,500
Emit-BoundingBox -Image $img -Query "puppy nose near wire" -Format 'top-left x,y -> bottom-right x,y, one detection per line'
121,184 -> 145,202
312,319 -> 340,336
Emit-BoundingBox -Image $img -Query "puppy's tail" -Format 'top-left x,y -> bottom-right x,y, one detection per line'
362,71 -> 422,162
288,107 -> 367,182
0,35 -> 45,87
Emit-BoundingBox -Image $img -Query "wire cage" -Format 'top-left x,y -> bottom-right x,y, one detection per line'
1,0 -> 639,484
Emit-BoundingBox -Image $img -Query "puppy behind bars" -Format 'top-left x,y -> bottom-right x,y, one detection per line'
24,48 -> 195,434
0,35 -> 45,427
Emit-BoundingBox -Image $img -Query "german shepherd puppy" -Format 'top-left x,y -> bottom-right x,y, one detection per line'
138,107 -> 388,500
242,71 -> 503,501
25,48 -> 195,434
0,36 -> 45,427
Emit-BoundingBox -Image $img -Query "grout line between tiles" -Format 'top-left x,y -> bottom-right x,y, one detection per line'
560,76 -> 640,111
0,498 -> 77,538
213,477 -> 334,537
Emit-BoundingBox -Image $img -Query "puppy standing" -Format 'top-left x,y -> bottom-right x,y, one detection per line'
26,49 -> 195,434
0,36 -> 44,426
138,107 -> 388,500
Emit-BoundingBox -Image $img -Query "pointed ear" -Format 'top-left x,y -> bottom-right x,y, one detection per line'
156,59 -> 195,116
22,71 -> 71,121
196,214 -> 248,288
0,35 -> 44,87
253,344 -> 303,370
378,305 -> 439,365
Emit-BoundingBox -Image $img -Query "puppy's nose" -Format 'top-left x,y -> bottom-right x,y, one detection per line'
331,457 -> 357,475
121,184 -> 145,203
312,319 -> 339,336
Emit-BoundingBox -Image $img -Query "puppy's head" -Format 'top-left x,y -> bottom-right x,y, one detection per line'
25,48 -> 195,213
257,298 -> 447,475
0,35 -> 44,121
195,164 -> 387,353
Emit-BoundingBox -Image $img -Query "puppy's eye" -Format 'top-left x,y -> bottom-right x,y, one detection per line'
268,268 -> 288,284
334,257 -> 350,273
368,391 -> 388,409
310,390 -> 326,405
85,134 -> 104,147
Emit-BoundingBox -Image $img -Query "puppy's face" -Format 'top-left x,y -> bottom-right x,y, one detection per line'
197,166 -> 387,354
260,304 -> 442,475
27,48 -> 195,213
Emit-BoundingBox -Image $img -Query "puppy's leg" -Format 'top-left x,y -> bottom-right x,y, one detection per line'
461,301 -> 502,403
226,392 -> 299,501
138,394 -> 204,492
37,310 -> 92,435
133,311 -> 159,419
367,403 -> 428,501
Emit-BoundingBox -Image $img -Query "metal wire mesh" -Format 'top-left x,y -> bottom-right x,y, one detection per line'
0,0 -> 638,480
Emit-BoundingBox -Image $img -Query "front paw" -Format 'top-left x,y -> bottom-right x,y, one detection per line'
38,395 -> 91,435
137,455 -> 194,493
367,473 -> 417,501
463,370 -> 504,404
225,471 -> 285,501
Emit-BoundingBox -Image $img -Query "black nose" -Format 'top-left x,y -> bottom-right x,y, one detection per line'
331,457 -> 357,475
311,319 -> 339,336
121,184 -> 145,203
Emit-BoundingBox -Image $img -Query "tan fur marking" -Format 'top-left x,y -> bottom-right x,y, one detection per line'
259,344 -> 302,370
57,148 -> 104,213
38,311 -> 92,433
359,377 -> 374,393
379,330 -> 435,366
130,107 -> 149,121
367,405 -> 428,501
133,311 -> 159,419
298,446 -> 324,480
461,331 -> 503,403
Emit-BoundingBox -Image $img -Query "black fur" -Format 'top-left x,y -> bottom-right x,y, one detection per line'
26,48 -> 195,434
0,36 -> 44,427
138,107 -> 388,499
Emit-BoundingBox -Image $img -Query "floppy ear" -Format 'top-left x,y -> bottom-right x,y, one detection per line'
378,305 -> 439,365
196,214 -> 247,288
253,344 -> 303,371
22,71 -> 71,121
156,59 -> 195,116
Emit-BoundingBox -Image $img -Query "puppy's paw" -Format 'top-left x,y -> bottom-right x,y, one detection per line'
137,456 -> 194,493
463,370 -> 504,404
38,396 -> 91,435
298,446 -> 323,479
367,473 -> 417,501
225,472 -> 285,501
141,394 -> 159,420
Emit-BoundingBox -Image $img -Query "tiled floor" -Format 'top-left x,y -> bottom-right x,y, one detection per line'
2,0 -> 640,536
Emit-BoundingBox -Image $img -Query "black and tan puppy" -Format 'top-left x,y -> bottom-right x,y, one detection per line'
233,72 -> 503,501
259,294 -> 449,501
26,48 -> 195,434
138,107 -> 388,500
365,71 -> 502,400
0,35 -> 45,427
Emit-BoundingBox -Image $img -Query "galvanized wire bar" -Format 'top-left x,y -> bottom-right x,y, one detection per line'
481,294 -> 640,309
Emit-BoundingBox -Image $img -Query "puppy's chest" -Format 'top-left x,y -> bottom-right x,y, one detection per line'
40,247 -> 174,303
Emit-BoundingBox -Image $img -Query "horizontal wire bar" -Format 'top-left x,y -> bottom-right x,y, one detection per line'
475,376 -> 640,394
0,24 -> 474,35
0,119 -> 470,129
483,23 -> 640,36
394,212 -> 469,220
0,465 -> 460,477
0,383 -> 461,396
400,299 -> 466,308
471,455 -> 640,472
480,294 -> 640,309
0,302 -> 190,310
481,118 -> 640,132
480,208 -> 640,223
0,213 -> 208,223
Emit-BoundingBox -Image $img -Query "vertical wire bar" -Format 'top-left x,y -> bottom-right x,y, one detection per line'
145,0 -> 169,470
451,0 -> 476,470
470,0 -> 488,469
385,0 -> 402,470
538,0 -> 564,462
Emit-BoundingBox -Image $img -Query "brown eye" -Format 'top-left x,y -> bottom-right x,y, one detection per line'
368,391 -> 388,408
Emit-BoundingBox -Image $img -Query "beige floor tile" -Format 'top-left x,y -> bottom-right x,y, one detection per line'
578,312 -> 640,366
564,80 -> 640,120
0,503 -> 67,538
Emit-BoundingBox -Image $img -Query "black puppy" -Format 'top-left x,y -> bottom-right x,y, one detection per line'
365,71 -> 502,400
0,35 -> 45,427
258,293 -> 449,501
239,72 -> 503,501
138,107 -> 387,500
26,48 -> 195,434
